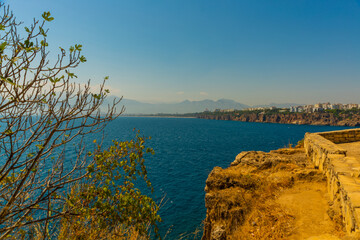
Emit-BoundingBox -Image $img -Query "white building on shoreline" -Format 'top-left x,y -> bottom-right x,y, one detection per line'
289,103 -> 360,113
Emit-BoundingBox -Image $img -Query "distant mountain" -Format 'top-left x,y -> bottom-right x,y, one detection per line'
102,98 -> 249,114
101,97 -> 302,114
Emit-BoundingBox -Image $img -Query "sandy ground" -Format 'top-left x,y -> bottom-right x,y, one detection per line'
277,181 -> 343,240
338,142 -> 360,158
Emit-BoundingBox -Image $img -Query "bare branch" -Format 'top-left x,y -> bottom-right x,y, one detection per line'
0,3 -> 123,238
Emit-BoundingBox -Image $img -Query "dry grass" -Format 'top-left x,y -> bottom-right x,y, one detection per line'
231,199 -> 295,240
204,148 -> 335,239
228,169 -> 296,239
173,226 -> 203,240
12,222 -> 149,240
57,210 -> 155,240
58,221 -> 150,240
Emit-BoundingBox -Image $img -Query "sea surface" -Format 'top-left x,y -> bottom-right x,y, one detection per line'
97,117 -> 349,239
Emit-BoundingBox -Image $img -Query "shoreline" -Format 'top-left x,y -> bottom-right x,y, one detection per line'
198,117 -> 355,127
122,113 -> 360,127
122,115 -> 197,119
195,111 -> 360,127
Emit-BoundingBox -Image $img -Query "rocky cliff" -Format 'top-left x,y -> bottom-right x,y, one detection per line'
197,112 -> 360,127
202,147 -> 346,239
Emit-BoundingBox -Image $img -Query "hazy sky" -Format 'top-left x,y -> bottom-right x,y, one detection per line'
6,0 -> 360,105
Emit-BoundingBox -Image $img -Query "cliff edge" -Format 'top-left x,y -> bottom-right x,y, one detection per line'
197,112 -> 360,127
202,147 -> 347,240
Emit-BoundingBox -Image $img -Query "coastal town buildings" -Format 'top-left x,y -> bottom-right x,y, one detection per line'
208,103 -> 360,113
244,106 -> 276,111
289,103 -> 360,113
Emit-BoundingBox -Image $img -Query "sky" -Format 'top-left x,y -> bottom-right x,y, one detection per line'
4,0 -> 360,105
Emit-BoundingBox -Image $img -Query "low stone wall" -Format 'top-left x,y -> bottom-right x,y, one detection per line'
304,129 -> 360,234
319,128 -> 360,144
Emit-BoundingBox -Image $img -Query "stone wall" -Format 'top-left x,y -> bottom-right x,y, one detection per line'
319,128 -> 360,144
304,129 -> 360,234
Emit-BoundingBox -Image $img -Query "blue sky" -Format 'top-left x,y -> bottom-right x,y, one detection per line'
6,0 -> 360,105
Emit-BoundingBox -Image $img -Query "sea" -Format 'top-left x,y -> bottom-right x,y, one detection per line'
97,117 -> 349,239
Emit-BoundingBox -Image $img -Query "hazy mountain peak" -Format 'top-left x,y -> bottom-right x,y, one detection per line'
116,98 -> 249,114
102,97 -> 301,115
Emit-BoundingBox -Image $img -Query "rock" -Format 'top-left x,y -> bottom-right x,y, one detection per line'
231,151 -> 250,166
210,225 -> 226,240
202,148 -> 317,239
197,112 -> 360,127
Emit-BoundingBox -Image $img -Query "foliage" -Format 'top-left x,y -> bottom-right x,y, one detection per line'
59,133 -> 161,239
0,3 -> 144,239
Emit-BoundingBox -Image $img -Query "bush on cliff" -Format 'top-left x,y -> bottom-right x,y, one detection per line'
58,134 -> 161,239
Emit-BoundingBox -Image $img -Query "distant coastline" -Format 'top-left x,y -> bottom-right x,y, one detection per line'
196,109 -> 360,127
126,108 -> 360,127
122,114 -> 196,119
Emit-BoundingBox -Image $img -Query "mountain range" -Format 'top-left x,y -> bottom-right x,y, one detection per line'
102,97 -> 300,115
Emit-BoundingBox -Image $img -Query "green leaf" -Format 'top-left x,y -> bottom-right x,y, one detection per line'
11,57 -> 19,63
24,39 -> 33,48
6,78 -> 14,85
4,129 -> 12,135
0,42 -> 7,53
40,40 -> 48,47
1,77 -> 15,86
65,70 -> 77,78
49,75 -> 64,83
35,144 -> 44,150
79,55 -> 87,63
21,39 -> 36,52
87,164 -> 94,173
75,44 -> 82,51
42,11 -> 54,22
39,26 -> 47,37
0,24 -> 5,31
92,94 -> 101,100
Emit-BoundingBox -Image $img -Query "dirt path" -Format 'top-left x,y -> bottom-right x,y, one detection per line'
277,181 -> 343,240
338,142 -> 360,158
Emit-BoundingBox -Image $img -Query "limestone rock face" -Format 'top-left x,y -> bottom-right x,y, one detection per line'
201,148 -> 337,240
210,225 -> 226,240
197,112 -> 360,126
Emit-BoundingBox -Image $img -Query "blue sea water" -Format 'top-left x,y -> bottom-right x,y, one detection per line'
99,117 -> 349,239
